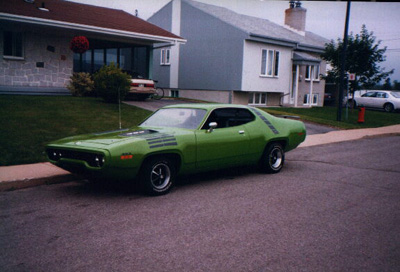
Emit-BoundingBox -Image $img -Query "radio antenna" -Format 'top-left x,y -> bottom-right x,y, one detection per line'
118,86 -> 122,129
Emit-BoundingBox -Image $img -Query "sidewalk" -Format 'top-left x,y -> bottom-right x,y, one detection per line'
1,124 -> 400,192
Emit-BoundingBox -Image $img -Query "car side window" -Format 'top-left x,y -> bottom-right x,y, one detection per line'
377,92 -> 388,98
202,108 -> 255,129
362,92 -> 376,98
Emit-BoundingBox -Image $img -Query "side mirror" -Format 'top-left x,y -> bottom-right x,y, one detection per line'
207,122 -> 218,133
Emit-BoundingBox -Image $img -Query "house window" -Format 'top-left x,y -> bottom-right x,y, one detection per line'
248,92 -> 267,105
304,94 -> 319,105
261,49 -> 279,77
3,31 -> 24,59
171,90 -> 179,98
73,46 -> 149,78
106,48 -> 118,65
160,49 -> 170,65
305,65 -> 320,81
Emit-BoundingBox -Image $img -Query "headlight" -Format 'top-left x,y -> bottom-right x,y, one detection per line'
93,155 -> 105,167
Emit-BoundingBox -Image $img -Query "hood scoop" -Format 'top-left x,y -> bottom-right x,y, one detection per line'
120,129 -> 157,137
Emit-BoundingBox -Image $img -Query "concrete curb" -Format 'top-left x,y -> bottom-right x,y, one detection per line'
299,124 -> 400,148
0,162 -> 78,192
0,173 -> 78,192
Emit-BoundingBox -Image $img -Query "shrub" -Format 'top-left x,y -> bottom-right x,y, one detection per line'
67,72 -> 94,97
93,63 -> 131,103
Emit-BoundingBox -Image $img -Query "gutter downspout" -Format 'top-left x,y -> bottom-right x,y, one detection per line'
294,64 -> 300,107
309,66 -> 314,107
170,0 -> 181,89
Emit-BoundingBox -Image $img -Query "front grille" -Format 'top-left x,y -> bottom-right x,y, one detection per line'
47,148 -> 105,168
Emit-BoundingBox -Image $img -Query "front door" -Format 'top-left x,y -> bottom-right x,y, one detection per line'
195,126 -> 249,170
195,108 -> 254,170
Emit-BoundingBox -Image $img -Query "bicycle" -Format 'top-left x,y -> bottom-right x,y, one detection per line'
149,80 -> 164,100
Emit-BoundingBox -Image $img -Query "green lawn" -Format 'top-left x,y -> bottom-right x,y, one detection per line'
0,95 -> 150,166
263,106 -> 400,129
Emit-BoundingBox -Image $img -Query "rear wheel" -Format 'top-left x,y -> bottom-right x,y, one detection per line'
259,143 -> 285,174
140,157 -> 175,196
384,103 -> 394,112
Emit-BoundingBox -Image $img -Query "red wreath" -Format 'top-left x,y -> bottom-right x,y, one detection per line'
69,36 -> 89,54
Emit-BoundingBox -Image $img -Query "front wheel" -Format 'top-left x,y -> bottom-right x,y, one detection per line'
259,143 -> 285,174
140,157 -> 175,196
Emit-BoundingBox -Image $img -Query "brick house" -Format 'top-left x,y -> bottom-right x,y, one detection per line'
0,0 -> 184,94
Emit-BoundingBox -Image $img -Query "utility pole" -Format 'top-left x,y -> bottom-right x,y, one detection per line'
337,1 -> 351,121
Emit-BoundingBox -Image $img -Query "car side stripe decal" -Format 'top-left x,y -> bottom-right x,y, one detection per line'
251,109 -> 279,134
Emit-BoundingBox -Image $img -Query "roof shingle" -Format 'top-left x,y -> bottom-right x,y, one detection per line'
185,0 -> 328,49
0,0 -> 183,41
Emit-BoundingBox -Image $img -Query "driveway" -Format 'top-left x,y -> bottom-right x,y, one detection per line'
124,98 -> 337,135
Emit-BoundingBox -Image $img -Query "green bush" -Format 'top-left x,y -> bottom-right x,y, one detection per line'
67,72 -> 94,97
93,63 -> 131,103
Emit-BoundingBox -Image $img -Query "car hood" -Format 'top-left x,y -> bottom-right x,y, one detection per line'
49,127 -> 168,149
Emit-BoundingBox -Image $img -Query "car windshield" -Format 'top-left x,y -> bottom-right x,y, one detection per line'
140,108 -> 207,129
391,92 -> 400,98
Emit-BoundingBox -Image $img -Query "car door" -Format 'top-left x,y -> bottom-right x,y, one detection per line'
358,92 -> 376,107
194,108 -> 252,170
374,92 -> 388,108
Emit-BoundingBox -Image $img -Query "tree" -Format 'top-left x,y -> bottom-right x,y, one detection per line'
382,78 -> 392,90
393,80 -> 400,91
322,25 -> 393,91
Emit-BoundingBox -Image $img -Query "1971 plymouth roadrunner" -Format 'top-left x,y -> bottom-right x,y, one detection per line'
46,104 -> 306,195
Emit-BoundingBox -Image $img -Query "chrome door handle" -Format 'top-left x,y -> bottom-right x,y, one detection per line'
239,130 -> 245,134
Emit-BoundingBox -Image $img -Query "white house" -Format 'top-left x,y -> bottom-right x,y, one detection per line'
148,0 -> 328,107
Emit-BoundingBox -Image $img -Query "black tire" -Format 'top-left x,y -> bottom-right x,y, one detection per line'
259,143 -> 285,174
140,156 -> 175,196
152,88 -> 164,100
384,103 -> 394,113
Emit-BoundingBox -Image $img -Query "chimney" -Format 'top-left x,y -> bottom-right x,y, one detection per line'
285,1 -> 306,34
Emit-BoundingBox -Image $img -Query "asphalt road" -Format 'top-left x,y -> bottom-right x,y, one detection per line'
1,136 -> 399,272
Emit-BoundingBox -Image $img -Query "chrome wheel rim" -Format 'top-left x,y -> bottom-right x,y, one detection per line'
150,163 -> 171,190
269,147 -> 283,170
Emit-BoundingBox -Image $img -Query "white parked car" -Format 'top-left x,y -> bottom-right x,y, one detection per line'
128,78 -> 156,101
353,90 -> 400,112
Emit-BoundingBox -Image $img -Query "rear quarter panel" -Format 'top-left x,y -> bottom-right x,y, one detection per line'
249,108 -> 306,152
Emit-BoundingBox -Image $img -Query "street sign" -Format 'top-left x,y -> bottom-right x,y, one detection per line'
349,73 -> 356,81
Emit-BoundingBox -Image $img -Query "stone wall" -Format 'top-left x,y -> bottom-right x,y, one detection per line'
0,29 -> 73,88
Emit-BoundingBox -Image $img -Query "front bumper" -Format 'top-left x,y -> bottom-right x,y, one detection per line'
46,147 -> 140,181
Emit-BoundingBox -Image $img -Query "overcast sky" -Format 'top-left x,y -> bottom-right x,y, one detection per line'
69,0 -> 400,82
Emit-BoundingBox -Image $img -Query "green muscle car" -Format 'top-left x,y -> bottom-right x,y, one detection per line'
46,104 -> 306,195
